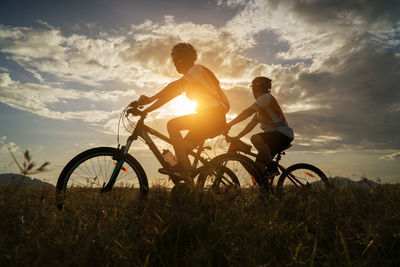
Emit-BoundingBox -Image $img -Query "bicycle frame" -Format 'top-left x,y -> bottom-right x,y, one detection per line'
229,141 -> 306,187
274,152 -> 305,188
104,113 -> 211,190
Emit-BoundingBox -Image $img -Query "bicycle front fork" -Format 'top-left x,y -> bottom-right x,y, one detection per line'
101,140 -> 133,192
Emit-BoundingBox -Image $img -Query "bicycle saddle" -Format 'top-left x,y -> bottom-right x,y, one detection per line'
277,144 -> 292,156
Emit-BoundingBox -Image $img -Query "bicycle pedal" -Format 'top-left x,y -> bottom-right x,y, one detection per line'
159,168 -> 195,186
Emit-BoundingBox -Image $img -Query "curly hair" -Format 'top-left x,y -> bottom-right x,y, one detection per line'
171,43 -> 197,62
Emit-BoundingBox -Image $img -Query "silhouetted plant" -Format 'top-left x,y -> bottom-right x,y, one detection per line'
5,146 -> 50,192
7,147 -> 50,177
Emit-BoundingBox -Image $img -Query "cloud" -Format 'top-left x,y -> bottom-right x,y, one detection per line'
293,42 -> 400,151
379,152 -> 400,161
217,0 -> 247,8
123,16 -> 267,83
0,2 -> 399,153
0,136 -> 20,152
0,24 -> 132,87
223,0 -> 400,66
289,0 -> 400,25
269,48 -> 400,151
0,17 -> 271,131
0,17 -> 267,92
0,73 -> 133,123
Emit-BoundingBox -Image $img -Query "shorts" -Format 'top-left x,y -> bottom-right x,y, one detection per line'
252,131 -> 293,158
169,110 -> 226,147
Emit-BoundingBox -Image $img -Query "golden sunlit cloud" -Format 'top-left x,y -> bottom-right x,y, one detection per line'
282,103 -> 325,113
311,135 -> 343,143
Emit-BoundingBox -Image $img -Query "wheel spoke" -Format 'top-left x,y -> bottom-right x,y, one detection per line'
199,154 -> 262,195
89,158 -> 98,181
277,163 -> 328,191
59,149 -> 146,189
287,173 -> 306,187
97,156 -> 105,182
105,156 -> 112,179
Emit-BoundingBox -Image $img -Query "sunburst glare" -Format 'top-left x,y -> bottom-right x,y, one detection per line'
168,95 -> 197,115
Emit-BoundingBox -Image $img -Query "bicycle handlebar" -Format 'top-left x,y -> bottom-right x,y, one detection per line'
126,101 -> 146,117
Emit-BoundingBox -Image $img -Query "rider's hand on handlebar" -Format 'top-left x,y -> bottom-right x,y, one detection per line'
128,101 -> 138,108
126,101 -> 146,117
223,123 -> 232,135
137,95 -> 152,106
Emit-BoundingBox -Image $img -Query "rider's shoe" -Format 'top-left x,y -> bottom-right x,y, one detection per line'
158,166 -> 194,186
259,163 -> 279,195
262,163 -> 279,179
158,167 -> 182,177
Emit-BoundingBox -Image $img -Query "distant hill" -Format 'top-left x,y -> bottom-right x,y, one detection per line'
328,177 -> 379,187
0,173 -> 54,187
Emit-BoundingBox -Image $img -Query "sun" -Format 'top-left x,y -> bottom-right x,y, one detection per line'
169,95 -> 197,115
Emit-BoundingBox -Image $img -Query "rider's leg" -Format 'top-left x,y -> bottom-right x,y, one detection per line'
167,110 -> 225,168
250,132 -> 282,190
250,133 -> 279,191
250,133 -> 273,170
251,131 -> 293,173
167,111 -> 225,181
167,114 -> 197,176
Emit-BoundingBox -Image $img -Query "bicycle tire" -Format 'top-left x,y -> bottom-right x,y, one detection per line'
196,164 -> 238,190
56,147 -> 148,208
199,153 -> 263,192
276,163 -> 329,192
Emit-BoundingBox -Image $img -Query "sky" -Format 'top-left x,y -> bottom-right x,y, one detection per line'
0,0 -> 399,185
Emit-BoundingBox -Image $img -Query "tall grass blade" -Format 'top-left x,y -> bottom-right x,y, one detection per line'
7,146 -> 23,173
310,239 -> 317,267
339,230 -> 352,267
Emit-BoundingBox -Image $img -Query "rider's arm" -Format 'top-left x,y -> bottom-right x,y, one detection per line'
141,79 -> 185,113
235,119 -> 258,139
227,107 -> 256,128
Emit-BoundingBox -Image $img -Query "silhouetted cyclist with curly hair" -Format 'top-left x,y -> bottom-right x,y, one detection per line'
135,43 -> 230,185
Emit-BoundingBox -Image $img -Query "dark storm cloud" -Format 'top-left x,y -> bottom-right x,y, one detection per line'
280,41 -> 400,151
290,0 -> 400,25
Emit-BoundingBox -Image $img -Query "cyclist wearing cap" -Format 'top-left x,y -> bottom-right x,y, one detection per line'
226,76 -> 293,181
135,43 -> 230,184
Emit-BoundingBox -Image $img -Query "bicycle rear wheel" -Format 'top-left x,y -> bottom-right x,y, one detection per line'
196,164 -> 238,190
276,163 -> 329,192
198,153 -> 262,194
56,147 -> 148,208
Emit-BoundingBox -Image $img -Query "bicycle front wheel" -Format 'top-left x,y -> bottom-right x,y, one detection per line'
199,153 -> 262,193
56,147 -> 148,207
276,163 -> 329,192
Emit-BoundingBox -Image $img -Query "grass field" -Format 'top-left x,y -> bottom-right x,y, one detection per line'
1,181 -> 400,266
